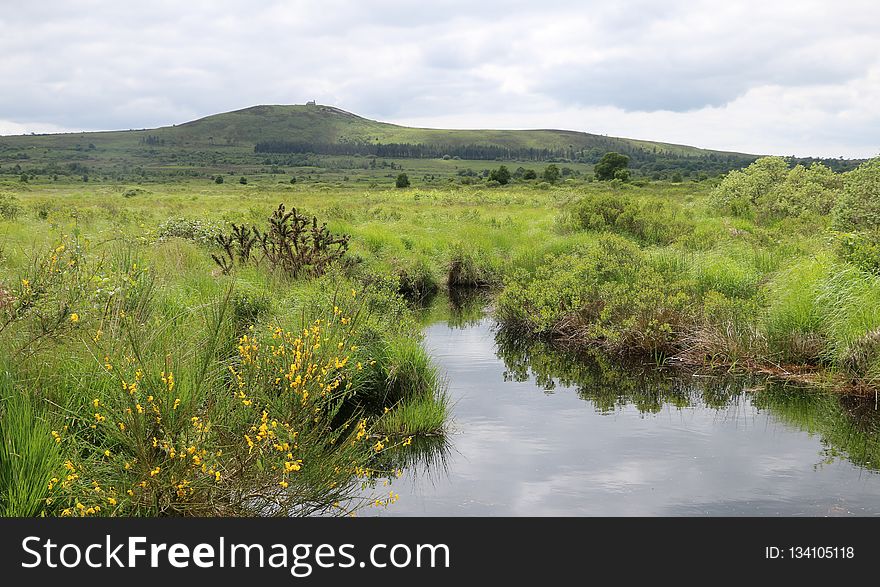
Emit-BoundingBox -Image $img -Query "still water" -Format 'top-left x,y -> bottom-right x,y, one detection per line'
366,310 -> 880,516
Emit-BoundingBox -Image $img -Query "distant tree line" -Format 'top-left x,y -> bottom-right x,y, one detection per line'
255,140 -> 568,161
254,139 -> 771,176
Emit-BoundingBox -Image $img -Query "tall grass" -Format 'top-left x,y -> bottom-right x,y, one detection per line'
0,371 -> 62,516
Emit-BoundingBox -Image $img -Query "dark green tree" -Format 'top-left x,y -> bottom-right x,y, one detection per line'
489,165 -> 511,185
239,176 -> 248,185
215,175 -> 224,184
523,169 -> 538,180
595,152 -> 630,181
542,164 -> 560,183
395,173 -> 410,188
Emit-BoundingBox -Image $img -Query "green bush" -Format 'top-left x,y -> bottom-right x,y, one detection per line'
568,193 -> 693,245
711,157 -> 839,220
0,194 -> 22,220
156,217 -> 223,246
497,234 -> 693,355
835,230 -> 880,275
832,157 -> 880,231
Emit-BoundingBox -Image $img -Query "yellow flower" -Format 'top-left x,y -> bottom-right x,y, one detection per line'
104,449 -> 111,457
69,313 -> 79,323
21,279 -> 30,288
279,480 -> 289,488
150,467 -> 161,477
107,497 -> 117,506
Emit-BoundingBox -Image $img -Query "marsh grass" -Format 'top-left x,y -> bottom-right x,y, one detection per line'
0,371 -> 63,517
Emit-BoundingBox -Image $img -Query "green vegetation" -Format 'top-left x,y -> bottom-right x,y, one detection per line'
1,105 -> 879,517
594,152 -> 630,181
0,103 -> 798,186
494,156 -> 880,391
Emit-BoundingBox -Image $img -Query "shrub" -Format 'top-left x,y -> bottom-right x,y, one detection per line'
568,193 -> 693,246
156,217 -> 223,246
395,173 -> 410,188
835,230 -> 880,275
0,194 -> 22,220
212,204 -> 349,278
832,157 -> 880,231
712,157 -> 839,220
595,152 -> 630,181
497,234 -> 693,355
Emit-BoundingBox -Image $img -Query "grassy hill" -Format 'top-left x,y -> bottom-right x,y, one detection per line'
0,104 -> 862,181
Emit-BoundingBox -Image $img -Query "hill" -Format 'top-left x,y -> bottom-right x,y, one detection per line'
0,104 -> 864,180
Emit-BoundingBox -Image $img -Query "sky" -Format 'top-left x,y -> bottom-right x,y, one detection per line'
1,0 -> 878,157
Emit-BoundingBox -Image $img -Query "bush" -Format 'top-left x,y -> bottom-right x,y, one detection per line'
833,157 -> 880,231
712,157 -> 839,220
395,173 -> 410,188
835,230 -> 880,275
497,234 -> 693,355
212,204 -> 349,278
0,194 -> 22,220
488,166 -> 511,185
156,217 -> 223,246
595,152 -> 630,181
568,193 -> 693,246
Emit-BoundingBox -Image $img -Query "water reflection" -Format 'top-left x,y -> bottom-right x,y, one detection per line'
362,317 -> 880,516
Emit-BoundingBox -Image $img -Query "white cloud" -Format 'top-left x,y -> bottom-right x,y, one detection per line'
0,0 -> 878,156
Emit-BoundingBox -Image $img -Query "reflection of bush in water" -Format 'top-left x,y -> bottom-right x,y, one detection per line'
415,288 -> 490,329
494,327 -> 747,414
495,326 -> 880,471
373,434 -> 451,480
751,386 -> 880,472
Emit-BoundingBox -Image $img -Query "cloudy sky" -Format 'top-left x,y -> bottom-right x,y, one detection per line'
1,0 -> 878,157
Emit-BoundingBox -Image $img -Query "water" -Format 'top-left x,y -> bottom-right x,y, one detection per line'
365,313 -> 880,516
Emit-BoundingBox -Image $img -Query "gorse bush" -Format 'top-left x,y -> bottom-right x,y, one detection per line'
0,221 -> 445,516
212,204 -> 349,278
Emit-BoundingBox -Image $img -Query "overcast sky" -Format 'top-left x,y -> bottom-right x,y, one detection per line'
1,0 -> 878,157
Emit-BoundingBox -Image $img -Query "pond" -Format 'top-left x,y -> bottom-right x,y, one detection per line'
363,299 -> 880,516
